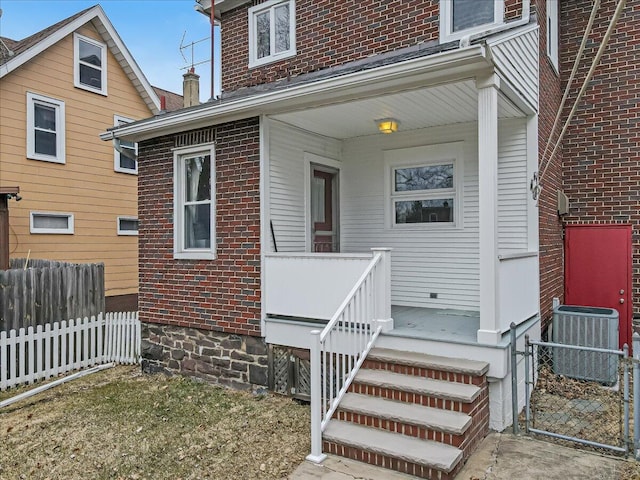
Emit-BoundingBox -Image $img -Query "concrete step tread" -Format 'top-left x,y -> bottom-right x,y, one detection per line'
355,369 -> 480,403
369,348 -> 489,377
324,420 -> 463,473
339,393 -> 471,435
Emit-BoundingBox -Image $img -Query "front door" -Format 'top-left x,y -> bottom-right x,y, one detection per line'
310,166 -> 338,252
565,225 -> 632,350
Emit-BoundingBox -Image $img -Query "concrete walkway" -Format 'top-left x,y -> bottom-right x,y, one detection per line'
288,433 -> 631,480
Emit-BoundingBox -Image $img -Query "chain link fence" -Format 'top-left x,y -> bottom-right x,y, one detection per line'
510,323 -> 640,457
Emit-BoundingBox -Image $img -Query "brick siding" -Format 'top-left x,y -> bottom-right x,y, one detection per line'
220,0 -> 527,94
137,118 -> 262,337
560,0 -> 640,316
535,0 -> 565,329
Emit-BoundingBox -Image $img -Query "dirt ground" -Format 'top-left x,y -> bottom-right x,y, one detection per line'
0,366 -> 310,480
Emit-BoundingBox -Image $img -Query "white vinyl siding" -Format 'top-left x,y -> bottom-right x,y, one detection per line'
498,119 -> 529,254
26,92 -> 66,164
341,123 -> 479,311
267,120 -> 342,252
487,27 -> 539,112
266,120 -> 530,311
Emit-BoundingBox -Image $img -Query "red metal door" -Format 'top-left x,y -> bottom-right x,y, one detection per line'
565,225 -> 632,350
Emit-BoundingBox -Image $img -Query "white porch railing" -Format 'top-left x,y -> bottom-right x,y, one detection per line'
498,252 -> 539,332
307,248 -> 392,463
0,312 -> 140,391
264,252 -> 373,320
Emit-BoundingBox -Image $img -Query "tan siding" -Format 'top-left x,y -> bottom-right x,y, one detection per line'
0,22 -> 152,298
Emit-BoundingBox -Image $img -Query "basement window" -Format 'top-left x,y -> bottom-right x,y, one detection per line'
30,212 -> 74,234
248,0 -> 296,68
117,216 -> 139,235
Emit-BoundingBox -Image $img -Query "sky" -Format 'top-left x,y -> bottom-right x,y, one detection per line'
0,0 -> 221,101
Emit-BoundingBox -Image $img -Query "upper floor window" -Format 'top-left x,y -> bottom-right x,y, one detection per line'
114,115 -> 137,174
546,0 -> 559,72
173,145 -> 215,259
74,33 -> 107,95
248,0 -> 296,68
440,0 -> 504,43
26,92 -> 65,164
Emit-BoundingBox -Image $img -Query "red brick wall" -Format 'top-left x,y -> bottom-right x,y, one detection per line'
138,118 -> 262,336
560,0 -> 640,316
535,0 -> 565,328
220,0 -> 527,93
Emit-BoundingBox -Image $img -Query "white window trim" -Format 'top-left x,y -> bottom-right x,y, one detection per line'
384,142 -> 464,229
26,92 -> 66,164
117,216 -> 139,236
30,211 -> 74,234
113,115 -> 138,174
439,0 -> 505,43
546,0 -> 559,73
173,144 -> 216,260
74,33 -> 108,95
248,0 -> 296,69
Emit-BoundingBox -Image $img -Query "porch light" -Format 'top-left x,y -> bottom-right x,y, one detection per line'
376,118 -> 400,134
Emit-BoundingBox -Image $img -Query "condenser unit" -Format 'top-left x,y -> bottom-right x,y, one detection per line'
552,305 -> 619,385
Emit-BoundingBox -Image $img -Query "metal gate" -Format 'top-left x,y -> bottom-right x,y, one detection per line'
511,325 -> 640,457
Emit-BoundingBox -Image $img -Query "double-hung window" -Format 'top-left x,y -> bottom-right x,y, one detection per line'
114,115 -> 137,174
440,0 -> 504,43
385,143 -> 463,228
173,145 -> 215,259
26,92 -> 65,164
248,0 -> 296,68
74,33 -> 107,94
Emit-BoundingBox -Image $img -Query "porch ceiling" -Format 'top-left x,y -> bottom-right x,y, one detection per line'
270,80 -> 523,139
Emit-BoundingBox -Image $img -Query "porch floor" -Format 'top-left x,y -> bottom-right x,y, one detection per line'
388,305 -> 480,345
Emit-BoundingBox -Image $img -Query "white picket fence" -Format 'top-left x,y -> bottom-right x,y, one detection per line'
0,312 -> 140,391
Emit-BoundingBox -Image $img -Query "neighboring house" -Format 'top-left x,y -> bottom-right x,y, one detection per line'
102,0 -> 633,477
0,6 -> 167,312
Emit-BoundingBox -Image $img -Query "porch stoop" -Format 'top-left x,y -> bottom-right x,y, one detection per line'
323,348 -> 490,479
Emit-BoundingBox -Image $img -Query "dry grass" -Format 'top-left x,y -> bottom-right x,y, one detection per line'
0,366 -> 310,480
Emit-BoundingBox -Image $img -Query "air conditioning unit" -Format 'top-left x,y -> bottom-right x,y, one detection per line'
552,305 -> 619,385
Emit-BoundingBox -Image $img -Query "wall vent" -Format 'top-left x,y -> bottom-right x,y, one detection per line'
552,305 -> 619,385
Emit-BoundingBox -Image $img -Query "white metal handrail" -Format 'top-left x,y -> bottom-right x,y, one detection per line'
307,249 -> 390,463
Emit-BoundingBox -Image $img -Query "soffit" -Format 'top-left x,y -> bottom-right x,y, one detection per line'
270,80 -> 524,139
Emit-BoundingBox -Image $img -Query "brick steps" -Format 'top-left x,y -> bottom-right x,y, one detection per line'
324,347 -> 490,479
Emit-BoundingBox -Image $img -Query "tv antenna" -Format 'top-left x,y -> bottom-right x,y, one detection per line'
179,31 -> 211,71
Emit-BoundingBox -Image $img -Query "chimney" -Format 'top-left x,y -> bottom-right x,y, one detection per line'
183,68 -> 200,108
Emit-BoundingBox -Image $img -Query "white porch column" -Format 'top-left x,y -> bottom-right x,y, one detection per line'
477,74 -> 501,345
371,248 -> 393,332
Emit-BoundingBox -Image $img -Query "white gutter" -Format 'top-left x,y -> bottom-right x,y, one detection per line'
100,44 -> 489,142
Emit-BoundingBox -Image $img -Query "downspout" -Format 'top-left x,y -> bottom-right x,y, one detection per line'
210,0 -> 215,101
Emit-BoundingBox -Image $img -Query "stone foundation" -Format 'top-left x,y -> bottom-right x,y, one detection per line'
141,323 -> 268,391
